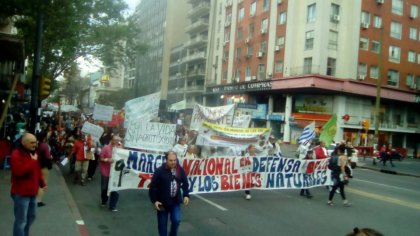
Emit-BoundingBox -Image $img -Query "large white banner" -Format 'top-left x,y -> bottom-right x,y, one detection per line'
196,121 -> 271,149
124,92 -> 160,124
124,120 -> 176,152
81,122 -> 104,141
93,103 -> 114,121
190,104 -> 235,130
108,148 -> 332,193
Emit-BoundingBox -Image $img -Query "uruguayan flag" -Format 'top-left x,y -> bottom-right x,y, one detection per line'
297,121 -> 315,144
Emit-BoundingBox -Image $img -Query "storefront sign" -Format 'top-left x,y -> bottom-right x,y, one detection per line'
267,114 -> 284,121
207,81 -> 272,94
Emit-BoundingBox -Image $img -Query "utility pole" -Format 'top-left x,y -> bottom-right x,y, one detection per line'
30,2 -> 44,133
374,27 -> 384,146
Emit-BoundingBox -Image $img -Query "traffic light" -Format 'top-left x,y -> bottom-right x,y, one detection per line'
361,119 -> 370,131
39,76 -> 51,99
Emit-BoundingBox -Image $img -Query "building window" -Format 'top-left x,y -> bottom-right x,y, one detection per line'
277,36 -> 285,48
237,28 -> 243,39
257,64 -> 265,80
328,30 -> 338,50
358,63 -> 367,76
259,41 -> 267,53
275,60 -> 283,73
238,7 -> 245,21
360,37 -> 369,50
248,23 -> 254,37
370,66 -> 379,79
246,44 -> 253,57
390,21 -> 402,39
409,27 -> 417,40
373,15 -> 382,28
361,11 -> 370,24
261,18 -> 268,32
250,2 -> 257,17
263,0 -> 269,11
245,65 -> 252,81
307,4 -> 316,23
223,70 -> 227,81
330,3 -> 340,18
305,31 -> 314,50
303,57 -> 312,74
371,41 -> 380,53
224,31 -> 230,42
234,68 -> 240,81
387,70 -> 399,86
327,57 -> 336,76
392,0 -> 403,16
223,50 -> 229,60
278,12 -> 287,25
226,13 -> 232,24
406,74 -> 414,86
389,45 -> 401,63
411,5 -> 419,18
408,51 -> 416,62
236,48 -> 241,60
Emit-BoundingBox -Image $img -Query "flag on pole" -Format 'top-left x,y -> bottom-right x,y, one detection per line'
319,114 -> 337,147
297,121 -> 316,144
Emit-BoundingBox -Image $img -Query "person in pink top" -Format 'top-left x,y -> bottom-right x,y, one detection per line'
100,135 -> 122,211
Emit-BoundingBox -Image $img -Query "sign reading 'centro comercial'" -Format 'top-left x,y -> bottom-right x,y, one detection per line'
206,81 -> 272,94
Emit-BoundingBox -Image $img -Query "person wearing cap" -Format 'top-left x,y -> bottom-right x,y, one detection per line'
99,135 -> 122,211
267,135 -> 282,156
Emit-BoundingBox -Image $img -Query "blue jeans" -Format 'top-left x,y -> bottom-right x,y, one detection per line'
157,203 -> 181,236
11,194 -> 36,236
101,175 -> 119,210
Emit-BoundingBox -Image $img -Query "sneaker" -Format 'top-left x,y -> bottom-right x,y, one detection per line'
343,201 -> 351,207
111,208 -> 118,212
37,202 -> 46,207
87,177 -> 92,181
327,201 -> 334,206
245,194 -> 252,200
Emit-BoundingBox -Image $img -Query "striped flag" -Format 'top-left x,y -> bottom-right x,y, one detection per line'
298,121 -> 315,144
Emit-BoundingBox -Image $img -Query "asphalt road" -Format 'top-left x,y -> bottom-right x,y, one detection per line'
64,166 -> 420,236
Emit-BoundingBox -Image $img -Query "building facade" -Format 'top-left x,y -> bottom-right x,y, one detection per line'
205,0 -> 420,154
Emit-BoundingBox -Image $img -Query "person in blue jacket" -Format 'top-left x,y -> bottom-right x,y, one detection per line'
149,151 -> 190,236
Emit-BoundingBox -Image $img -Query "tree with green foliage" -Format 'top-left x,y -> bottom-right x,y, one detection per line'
0,0 -> 144,84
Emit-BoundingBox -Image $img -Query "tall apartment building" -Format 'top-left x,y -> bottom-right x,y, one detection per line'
167,0 -> 212,110
129,0 -> 190,109
205,0 -> 420,152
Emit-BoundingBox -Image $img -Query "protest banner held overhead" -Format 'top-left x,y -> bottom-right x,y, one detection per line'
196,121 -> 271,149
124,120 -> 176,152
124,92 -> 160,125
108,148 -> 332,194
92,103 -> 114,122
81,121 -> 104,141
232,114 -> 251,128
190,104 -> 235,130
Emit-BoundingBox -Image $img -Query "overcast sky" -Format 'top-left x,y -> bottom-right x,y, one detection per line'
125,0 -> 139,13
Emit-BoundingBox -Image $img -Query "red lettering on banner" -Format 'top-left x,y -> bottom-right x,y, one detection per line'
240,156 -> 251,167
182,159 -> 194,175
191,160 -> 202,175
207,158 -> 216,175
138,173 -> 152,188
242,172 -> 252,188
215,157 -> 224,175
221,175 -> 230,190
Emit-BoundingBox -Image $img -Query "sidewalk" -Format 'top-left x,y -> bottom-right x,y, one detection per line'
0,164 -> 84,236
356,156 -> 420,178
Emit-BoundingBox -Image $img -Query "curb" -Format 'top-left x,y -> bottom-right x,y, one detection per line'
358,165 -> 420,178
54,164 -> 90,236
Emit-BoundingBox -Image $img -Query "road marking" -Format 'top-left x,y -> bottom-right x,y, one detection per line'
194,195 -> 228,211
352,179 -> 420,194
347,187 -> 420,211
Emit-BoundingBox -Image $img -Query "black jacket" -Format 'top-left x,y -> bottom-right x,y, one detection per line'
149,164 -> 189,209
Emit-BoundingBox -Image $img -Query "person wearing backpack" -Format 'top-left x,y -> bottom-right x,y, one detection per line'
327,144 -> 351,207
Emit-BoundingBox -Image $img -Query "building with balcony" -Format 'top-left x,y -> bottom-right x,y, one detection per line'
167,0 -> 212,111
129,0 -> 191,111
205,0 -> 420,153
